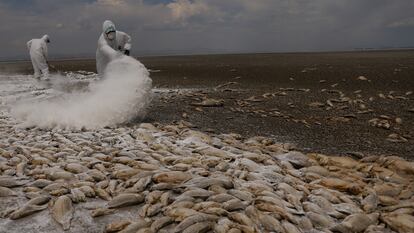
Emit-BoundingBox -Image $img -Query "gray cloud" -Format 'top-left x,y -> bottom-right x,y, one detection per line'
0,0 -> 413,60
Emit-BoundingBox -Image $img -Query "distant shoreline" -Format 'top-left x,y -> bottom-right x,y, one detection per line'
1,48 -> 414,63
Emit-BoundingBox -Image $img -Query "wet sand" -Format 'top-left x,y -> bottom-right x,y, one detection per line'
1,50 -> 413,158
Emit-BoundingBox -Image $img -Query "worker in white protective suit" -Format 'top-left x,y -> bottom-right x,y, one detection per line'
96,20 -> 132,75
27,35 -> 50,79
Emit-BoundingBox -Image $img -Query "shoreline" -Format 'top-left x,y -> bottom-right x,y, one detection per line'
2,48 -> 414,64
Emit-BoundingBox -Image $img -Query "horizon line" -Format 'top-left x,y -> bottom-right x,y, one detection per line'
1,47 -> 414,63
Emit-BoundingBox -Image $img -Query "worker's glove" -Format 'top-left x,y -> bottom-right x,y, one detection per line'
124,50 -> 130,56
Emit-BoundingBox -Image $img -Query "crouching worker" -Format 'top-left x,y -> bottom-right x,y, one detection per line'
27,35 -> 50,80
96,20 -> 132,76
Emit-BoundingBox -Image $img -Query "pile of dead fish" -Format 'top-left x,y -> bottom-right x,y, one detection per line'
0,113 -> 413,233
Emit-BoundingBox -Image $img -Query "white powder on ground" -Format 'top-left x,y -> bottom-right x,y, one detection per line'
12,56 -> 152,129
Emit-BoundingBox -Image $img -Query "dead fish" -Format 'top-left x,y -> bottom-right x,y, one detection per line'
256,203 -> 296,224
105,220 -> 131,233
256,195 -> 289,211
146,203 -> 163,217
333,203 -> 363,215
381,214 -> 414,233
277,151 -> 311,168
108,179 -> 118,195
108,193 -> 144,208
318,178 -> 362,194
47,171 -> 75,181
145,190 -> 163,204
302,166 -> 331,177
223,199 -> 249,211
0,186 -> 17,197
168,199 -> 195,210
364,224 -> 392,233
207,193 -> 236,202
325,156 -> 359,169
153,171 -> 192,184
374,183 -> 401,197
230,222 -> 256,233
298,216 -> 314,232
29,179 -> 53,188
160,191 -> 172,206
27,196 -> 51,205
113,168 -> 140,180
95,188 -> 112,201
277,183 -> 304,199
90,208 -> 115,217
52,195 -> 74,230
282,220 -> 302,233
287,194 -> 303,211
382,202 -> 414,212
16,161 -> 27,176
25,192 -> 44,200
173,214 -> 219,233
1,207 -> 15,219
312,188 -> 341,204
65,163 -> 88,174
78,186 -> 95,197
229,212 -> 254,226
43,183 -> 67,192
70,188 -> 86,203
166,208 -> 199,221
258,214 -> 284,232
228,189 -> 254,202
193,201 -> 221,211
0,177 -> 30,187
303,202 -> 325,215
386,159 -> 414,176
182,222 -> 213,233
181,188 -> 214,198
87,169 -> 106,182
119,219 -> 152,233
9,204 -> 47,219
308,195 -> 336,213
213,218 -> 233,233
136,228 -> 152,233
378,195 -> 399,206
331,213 -> 379,233
50,187 -> 70,196
151,216 -> 173,232
227,228 -> 242,233
129,176 -> 152,193
184,177 -> 233,189
306,212 -> 335,229
201,207 -> 229,216
151,182 -> 178,191
190,99 -> 224,107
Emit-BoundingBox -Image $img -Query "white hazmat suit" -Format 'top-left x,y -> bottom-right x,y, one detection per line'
27,35 -> 50,79
96,20 -> 132,75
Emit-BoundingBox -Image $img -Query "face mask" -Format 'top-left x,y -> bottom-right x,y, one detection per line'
107,32 -> 115,40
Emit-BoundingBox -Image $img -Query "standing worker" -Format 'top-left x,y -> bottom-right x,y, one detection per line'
96,20 -> 132,75
27,35 -> 50,80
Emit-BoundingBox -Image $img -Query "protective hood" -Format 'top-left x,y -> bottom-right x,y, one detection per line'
42,34 -> 50,43
103,20 -> 116,34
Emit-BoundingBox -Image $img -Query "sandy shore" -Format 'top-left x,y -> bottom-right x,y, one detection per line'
1,51 -> 413,158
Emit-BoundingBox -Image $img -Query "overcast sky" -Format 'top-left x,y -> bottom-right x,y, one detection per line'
0,0 -> 413,60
